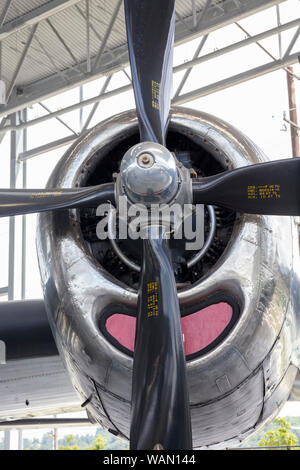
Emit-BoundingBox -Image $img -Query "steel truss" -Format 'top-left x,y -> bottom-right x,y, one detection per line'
0,0 -> 287,117
0,15 -> 297,160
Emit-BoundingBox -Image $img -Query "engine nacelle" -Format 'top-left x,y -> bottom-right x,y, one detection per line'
37,107 -> 300,449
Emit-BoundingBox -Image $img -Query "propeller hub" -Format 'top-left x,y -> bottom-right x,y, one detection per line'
119,142 -> 179,205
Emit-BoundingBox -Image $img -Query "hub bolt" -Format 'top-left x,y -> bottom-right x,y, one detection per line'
137,153 -> 155,168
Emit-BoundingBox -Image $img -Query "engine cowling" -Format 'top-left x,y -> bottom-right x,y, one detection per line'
37,106 -> 300,449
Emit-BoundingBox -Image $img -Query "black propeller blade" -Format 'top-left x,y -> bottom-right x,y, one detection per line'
0,183 -> 115,217
124,0 -> 192,450
124,0 -> 175,145
130,227 -> 192,450
192,158 -> 300,215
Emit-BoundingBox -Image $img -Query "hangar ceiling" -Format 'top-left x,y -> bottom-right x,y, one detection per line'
0,0 -> 295,117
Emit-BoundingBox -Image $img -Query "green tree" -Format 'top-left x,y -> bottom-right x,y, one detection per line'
58,434 -> 79,450
58,433 -> 106,450
87,435 -> 106,450
259,417 -> 298,449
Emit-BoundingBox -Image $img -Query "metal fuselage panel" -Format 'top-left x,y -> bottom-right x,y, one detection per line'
36,107 -> 300,448
0,356 -> 81,421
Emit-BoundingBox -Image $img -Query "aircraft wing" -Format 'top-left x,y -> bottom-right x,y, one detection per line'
0,300 -> 81,421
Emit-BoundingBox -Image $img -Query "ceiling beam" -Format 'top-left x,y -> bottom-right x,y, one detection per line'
0,0 -> 82,41
0,0 -> 13,28
283,25 -> 300,58
0,287 -> 8,296
92,0 -> 122,72
0,418 -> 93,430
174,35 -> 209,98
173,51 -> 300,105
6,24 -> 38,101
173,16 -> 300,73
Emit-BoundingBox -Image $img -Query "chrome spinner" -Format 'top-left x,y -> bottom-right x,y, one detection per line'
117,141 -> 180,205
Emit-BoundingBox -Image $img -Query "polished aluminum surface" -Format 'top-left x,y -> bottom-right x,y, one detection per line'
37,107 -> 300,448
119,141 -> 179,205
0,356 -> 81,421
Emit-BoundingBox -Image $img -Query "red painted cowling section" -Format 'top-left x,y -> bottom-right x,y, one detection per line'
106,302 -> 232,355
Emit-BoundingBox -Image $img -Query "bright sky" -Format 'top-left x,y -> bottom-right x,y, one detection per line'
0,0 -> 300,442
